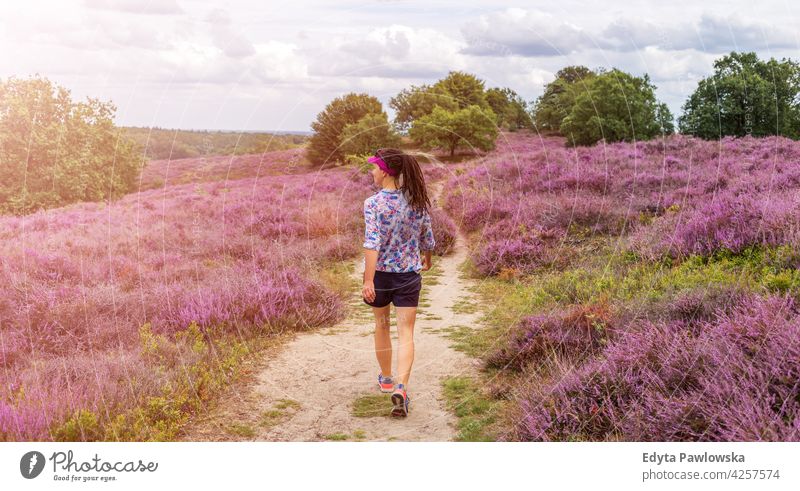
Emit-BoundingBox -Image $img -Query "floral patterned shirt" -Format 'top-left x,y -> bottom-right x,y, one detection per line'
363,188 -> 436,273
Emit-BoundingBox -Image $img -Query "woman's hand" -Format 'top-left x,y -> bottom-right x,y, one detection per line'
421,255 -> 432,271
362,280 -> 376,302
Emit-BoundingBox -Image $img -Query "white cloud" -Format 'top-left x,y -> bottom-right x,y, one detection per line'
461,8 -> 591,57
506,67 -> 555,93
249,41 -> 308,83
1,0 -> 797,131
600,12 -> 798,52
205,8 -> 256,59
462,8 -> 798,57
631,46 -> 718,82
692,12 -> 797,51
83,0 -> 184,15
307,25 -> 467,79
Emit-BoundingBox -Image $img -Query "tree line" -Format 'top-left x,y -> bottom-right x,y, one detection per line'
0,74 -> 308,215
0,75 -> 143,215
1,50 -> 798,214
306,51 -> 800,165
306,71 -> 530,164
123,127 -> 306,160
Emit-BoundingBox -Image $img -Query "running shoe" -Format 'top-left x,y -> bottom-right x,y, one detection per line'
390,384 -> 410,417
377,373 -> 395,393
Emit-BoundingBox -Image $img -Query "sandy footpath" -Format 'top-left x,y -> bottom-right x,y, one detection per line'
178,182 -> 485,441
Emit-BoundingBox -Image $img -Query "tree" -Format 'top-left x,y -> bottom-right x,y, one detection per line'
389,71 -> 492,132
408,105 -> 498,156
678,51 -> 800,139
0,74 -> 144,214
389,84 -> 457,132
431,71 -> 490,110
531,65 -> 596,133
306,93 -> 383,165
486,87 -> 533,130
559,68 -> 674,146
655,102 -> 675,137
556,65 -> 595,84
339,112 -> 401,157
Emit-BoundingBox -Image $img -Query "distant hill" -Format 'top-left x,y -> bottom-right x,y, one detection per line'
138,147 -> 313,191
122,126 -> 309,160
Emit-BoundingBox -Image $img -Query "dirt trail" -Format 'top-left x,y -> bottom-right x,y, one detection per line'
179,182 -> 484,441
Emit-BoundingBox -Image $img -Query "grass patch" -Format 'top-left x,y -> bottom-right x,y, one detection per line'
352,393 -> 393,418
441,324 -> 498,358
324,433 -> 349,441
318,259 -> 360,298
321,327 -> 350,336
421,262 -> 444,286
274,399 -> 301,410
451,298 -> 479,314
259,398 -> 302,428
510,242 -> 800,308
259,409 -> 285,427
226,422 -> 256,438
469,243 -> 800,330
441,376 -> 502,442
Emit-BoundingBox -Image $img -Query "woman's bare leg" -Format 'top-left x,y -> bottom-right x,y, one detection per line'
395,306 -> 417,386
373,305 -> 392,377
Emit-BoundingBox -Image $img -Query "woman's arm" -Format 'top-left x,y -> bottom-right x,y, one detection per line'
420,210 -> 435,251
420,211 -> 435,271
363,200 -> 381,301
363,249 -> 378,283
421,250 -> 432,271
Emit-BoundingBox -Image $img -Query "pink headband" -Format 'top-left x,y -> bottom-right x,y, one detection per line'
368,155 -> 398,176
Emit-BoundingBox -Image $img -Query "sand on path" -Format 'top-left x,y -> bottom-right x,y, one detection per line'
178,181 -> 485,441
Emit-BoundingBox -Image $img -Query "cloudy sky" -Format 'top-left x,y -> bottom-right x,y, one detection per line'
1,0 -> 797,132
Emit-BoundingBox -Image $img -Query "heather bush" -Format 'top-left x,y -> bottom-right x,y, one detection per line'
488,240 -> 546,277
630,191 -> 800,259
0,160 -> 375,440
442,131 -> 800,275
486,300 -> 615,371
472,213 -> 569,276
159,265 -> 346,334
458,195 -> 516,233
617,283 -> 750,330
430,208 -> 457,256
515,294 -> 800,441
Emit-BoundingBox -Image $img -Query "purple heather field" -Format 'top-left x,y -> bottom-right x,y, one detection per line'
441,131 -> 800,441
2,131 -> 799,441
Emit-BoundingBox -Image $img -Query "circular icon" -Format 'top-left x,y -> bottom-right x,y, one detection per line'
20,451 -> 46,479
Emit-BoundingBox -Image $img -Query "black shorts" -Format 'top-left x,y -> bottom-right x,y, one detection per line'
363,270 -> 422,308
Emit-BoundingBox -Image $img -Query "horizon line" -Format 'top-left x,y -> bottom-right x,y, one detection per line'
120,125 -> 313,135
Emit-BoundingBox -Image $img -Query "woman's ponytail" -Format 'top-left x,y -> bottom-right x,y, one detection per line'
375,148 -> 431,215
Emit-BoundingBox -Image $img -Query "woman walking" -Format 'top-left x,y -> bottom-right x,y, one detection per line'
362,148 -> 435,418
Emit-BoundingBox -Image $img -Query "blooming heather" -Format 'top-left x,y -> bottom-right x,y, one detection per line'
443,131 -> 800,442
515,294 -> 800,442
442,131 -> 800,273
0,157 -> 375,440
